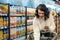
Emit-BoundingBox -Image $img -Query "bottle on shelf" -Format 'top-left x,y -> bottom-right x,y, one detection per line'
16,17 -> 20,27
10,28 -> 16,40
10,6 -> 16,16
16,27 -> 20,37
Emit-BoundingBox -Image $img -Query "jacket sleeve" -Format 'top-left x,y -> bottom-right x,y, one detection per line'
49,14 -> 56,32
33,18 -> 40,40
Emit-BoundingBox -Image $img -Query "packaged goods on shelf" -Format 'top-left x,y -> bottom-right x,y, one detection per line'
0,30 -> 3,40
3,29 -> 9,40
16,17 -> 20,26
20,17 -> 22,25
3,17 -> 8,27
22,17 -> 25,25
10,17 -> 17,27
27,8 -> 35,16
10,28 -> 16,39
10,27 -> 22,40
4,34 -> 9,39
0,6 -> 8,14
10,17 -> 21,27
16,27 -> 20,37
10,6 -> 16,14
10,6 -> 18,16
20,25 -> 33,36
20,29 -> 26,36
21,7 -> 25,16
10,6 -> 25,16
0,17 -> 8,28
20,26 -> 25,36
0,17 -> 3,28
16,6 -> 22,14
4,21 -> 8,27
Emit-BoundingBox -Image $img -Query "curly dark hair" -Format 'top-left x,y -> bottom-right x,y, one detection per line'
35,4 -> 50,21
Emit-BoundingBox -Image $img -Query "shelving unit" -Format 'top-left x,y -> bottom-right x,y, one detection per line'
0,3 -> 28,40
10,5 -> 27,40
0,3 -> 10,40
26,8 -> 35,40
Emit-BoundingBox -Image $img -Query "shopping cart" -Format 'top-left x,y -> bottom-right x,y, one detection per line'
40,30 -> 57,40
27,30 -> 57,40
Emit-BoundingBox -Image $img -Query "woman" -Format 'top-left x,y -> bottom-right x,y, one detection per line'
33,4 -> 56,40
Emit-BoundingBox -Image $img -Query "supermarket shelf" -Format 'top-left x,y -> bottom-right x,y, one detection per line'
27,15 -> 35,17
10,27 -> 19,28
10,30 -> 33,40
10,24 -> 28,28
22,23 -> 32,26
10,24 -> 29,28
10,14 -> 25,17
0,14 -> 8,17
10,14 -> 35,17
0,26 -> 8,30
10,25 -> 22,28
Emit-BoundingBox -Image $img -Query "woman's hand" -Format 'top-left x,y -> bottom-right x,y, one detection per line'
44,26 -> 49,30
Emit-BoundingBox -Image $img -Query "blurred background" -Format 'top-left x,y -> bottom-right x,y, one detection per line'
0,0 -> 60,40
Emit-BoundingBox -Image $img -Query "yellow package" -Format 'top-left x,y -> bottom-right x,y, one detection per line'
0,17 -> 3,22
0,6 -> 8,14
4,34 -> 9,39
7,21 -> 8,26
4,21 -> 7,26
0,30 -> 3,40
0,17 -> 3,27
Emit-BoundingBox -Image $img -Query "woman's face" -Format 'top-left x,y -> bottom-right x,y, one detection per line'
38,10 -> 44,17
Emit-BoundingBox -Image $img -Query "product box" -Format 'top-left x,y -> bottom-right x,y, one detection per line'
0,17 -> 3,28
0,30 -> 3,40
